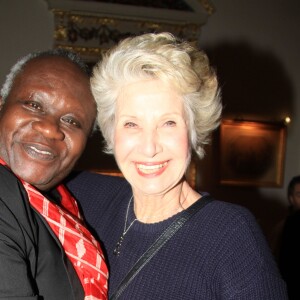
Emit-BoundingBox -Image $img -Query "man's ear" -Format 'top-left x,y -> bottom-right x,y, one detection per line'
0,96 -> 3,111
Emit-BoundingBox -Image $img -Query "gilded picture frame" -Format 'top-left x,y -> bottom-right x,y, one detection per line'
219,120 -> 287,187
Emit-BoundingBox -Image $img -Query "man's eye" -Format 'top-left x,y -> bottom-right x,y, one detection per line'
24,101 -> 43,111
62,117 -> 81,128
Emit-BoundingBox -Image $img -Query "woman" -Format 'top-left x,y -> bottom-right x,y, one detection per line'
67,32 -> 287,299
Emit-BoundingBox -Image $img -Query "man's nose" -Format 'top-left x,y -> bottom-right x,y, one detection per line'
32,118 -> 65,140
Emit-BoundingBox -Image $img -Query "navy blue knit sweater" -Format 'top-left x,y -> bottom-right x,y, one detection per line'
66,171 -> 288,299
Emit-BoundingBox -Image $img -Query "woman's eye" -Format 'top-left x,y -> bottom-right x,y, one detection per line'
165,120 -> 176,126
124,122 -> 137,128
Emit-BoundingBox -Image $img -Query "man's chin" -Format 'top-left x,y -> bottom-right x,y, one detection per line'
12,169 -> 55,190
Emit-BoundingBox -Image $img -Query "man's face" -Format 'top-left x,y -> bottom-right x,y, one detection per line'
290,183 -> 300,210
0,56 -> 96,190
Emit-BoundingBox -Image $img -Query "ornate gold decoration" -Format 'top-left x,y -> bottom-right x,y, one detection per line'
197,0 -> 216,15
52,9 -> 202,62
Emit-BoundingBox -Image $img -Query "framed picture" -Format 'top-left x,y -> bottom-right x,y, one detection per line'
219,120 -> 287,187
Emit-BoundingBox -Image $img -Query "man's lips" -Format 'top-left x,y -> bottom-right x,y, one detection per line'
23,143 -> 56,160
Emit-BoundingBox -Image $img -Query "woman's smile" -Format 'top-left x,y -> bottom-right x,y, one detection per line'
135,161 -> 168,176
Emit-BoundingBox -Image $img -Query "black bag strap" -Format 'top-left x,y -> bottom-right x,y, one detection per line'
110,195 -> 214,300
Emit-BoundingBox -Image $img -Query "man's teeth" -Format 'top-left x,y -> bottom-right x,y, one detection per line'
29,146 -> 52,155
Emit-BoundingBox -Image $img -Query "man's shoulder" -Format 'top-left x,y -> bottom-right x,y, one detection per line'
0,165 -> 25,204
284,209 -> 300,228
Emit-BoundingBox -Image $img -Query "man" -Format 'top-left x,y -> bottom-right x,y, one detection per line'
0,50 -> 108,299
278,175 -> 300,300
287,175 -> 300,211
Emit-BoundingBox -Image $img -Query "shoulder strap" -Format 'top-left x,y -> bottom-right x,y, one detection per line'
110,195 -> 214,300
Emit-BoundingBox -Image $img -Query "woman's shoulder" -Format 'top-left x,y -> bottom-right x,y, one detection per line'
199,194 -> 262,235
203,194 -> 255,219
65,170 -> 132,214
66,169 -> 127,184
197,195 -> 273,260
65,170 -> 131,197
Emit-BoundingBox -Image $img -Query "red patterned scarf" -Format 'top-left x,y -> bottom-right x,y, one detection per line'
0,158 -> 108,300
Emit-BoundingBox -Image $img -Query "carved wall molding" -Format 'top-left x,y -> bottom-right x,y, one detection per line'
46,0 -> 213,61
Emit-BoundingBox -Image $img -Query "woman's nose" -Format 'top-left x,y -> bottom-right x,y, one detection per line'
32,118 -> 65,141
138,129 -> 162,157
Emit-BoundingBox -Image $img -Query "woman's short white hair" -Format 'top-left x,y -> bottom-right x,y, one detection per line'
91,32 -> 222,159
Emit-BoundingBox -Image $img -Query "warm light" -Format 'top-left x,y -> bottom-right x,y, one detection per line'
284,116 -> 291,125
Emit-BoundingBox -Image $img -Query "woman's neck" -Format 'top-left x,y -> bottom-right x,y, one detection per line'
132,180 -> 200,223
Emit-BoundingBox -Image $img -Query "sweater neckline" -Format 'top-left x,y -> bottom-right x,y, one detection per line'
126,196 -> 203,234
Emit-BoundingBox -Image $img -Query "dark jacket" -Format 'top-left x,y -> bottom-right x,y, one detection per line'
279,209 -> 300,300
0,165 -> 84,300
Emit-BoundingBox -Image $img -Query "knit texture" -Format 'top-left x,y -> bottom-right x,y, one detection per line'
66,171 -> 288,300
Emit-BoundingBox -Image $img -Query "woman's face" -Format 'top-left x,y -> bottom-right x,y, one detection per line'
114,79 -> 191,197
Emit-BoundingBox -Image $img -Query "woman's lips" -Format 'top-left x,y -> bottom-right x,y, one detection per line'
136,161 -> 168,175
